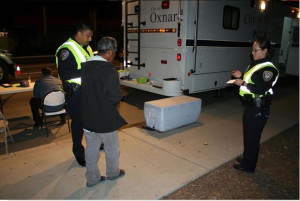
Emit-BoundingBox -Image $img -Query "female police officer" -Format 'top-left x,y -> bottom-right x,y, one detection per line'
232,37 -> 279,173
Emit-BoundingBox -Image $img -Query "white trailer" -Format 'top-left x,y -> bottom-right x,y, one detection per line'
121,0 -> 298,96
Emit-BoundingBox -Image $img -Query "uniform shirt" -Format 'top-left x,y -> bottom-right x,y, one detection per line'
245,58 -> 278,95
56,37 -> 92,81
33,75 -> 62,102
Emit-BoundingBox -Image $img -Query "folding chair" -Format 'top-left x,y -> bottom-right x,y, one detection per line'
41,90 -> 70,137
0,112 -> 14,154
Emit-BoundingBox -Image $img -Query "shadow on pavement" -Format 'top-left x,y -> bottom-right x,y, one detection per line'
0,115 -> 70,155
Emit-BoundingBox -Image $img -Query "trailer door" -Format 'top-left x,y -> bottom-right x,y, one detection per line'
280,17 -> 299,76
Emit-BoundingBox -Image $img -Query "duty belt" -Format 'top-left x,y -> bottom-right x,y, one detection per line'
242,93 -> 272,109
62,81 -> 81,104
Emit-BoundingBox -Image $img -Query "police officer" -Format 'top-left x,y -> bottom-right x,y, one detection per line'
232,37 -> 279,173
55,24 -> 93,167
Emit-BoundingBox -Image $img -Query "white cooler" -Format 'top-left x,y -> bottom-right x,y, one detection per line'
144,95 -> 202,132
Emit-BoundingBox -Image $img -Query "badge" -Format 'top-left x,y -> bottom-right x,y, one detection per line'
263,71 -> 273,82
61,50 -> 69,60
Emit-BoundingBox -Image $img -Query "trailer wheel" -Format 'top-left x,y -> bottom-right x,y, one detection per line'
183,89 -> 190,95
0,61 -> 9,84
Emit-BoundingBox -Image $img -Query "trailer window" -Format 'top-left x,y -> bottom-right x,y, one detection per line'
291,27 -> 299,47
223,6 -> 240,30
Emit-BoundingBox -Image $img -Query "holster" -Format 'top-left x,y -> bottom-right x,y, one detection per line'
243,94 -> 253,105
62,81 -> 81,104
261,92 -> 272,109
254,94 -> 262,108
243,93 -> 272,109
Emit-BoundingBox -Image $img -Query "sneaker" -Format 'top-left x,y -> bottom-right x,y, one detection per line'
233,164 -> 255,173
236,156 -> 243,163
34,122 -> 41,128
107,169 -> 125,180
86,176 -> 107,187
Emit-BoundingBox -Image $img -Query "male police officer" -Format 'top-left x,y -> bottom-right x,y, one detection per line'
56,24 -> 93,166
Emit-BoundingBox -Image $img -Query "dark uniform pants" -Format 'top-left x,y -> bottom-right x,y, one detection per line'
241,103 -> 269,170
30,97 -> 42,124
67,88 -> 85,159
30,97 -> 65,124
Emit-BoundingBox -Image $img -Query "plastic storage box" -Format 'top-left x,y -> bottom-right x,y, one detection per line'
144,95 -> 202,132
137,77 -> 148,84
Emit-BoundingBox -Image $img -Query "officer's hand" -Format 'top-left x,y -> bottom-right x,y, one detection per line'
232,70 -> 242,78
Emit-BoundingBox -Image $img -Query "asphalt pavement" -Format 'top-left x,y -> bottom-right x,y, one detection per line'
162,123 -> 299,200
163,75 -> 299,200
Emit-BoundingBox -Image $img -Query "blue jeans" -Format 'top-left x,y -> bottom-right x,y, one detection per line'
85,130 -> 121,184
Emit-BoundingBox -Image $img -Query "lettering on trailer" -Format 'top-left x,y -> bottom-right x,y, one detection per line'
150,12 -> 178,23
253,30 -> 271,40
150,7 -> 177,23
244,14 -> 270,25
244,14 -> 271,40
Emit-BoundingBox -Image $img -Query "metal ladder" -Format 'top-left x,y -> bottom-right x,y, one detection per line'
124,0 -> 145,69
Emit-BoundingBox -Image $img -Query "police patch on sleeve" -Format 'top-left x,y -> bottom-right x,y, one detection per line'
61,50 -> 69,60
263,71 -> 273,82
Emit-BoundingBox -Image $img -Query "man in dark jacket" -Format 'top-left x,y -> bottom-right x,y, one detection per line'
81,37 -> 127,187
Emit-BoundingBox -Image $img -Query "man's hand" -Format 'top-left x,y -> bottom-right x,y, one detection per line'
234,79 -> 245,86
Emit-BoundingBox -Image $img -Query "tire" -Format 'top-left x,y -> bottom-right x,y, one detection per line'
0,61 -> 9,84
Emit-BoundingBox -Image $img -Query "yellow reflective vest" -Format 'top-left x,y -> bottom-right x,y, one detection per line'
56,38 -> 93,85
239,61 -> 279,98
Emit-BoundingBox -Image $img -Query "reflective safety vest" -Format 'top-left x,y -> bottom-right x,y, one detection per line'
56,38 -> 93,85
239,61 -> 279,98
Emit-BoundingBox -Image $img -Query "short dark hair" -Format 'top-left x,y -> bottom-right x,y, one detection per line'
97,37 -> 117,54
41,67 -> 52,76
74,23 -> 93,36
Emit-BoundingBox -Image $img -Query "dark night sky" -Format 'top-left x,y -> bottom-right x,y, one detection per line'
0,0 -> 123,56
0,0 -> 298,56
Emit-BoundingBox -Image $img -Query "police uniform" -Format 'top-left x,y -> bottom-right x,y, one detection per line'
56,37 -> 93,162
239,58 -> 279,171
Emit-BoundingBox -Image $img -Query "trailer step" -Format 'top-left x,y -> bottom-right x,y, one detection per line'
127,62 -> 145,67
127,13 -> 138,16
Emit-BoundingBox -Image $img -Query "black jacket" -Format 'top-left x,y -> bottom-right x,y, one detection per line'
245,58 -> 279,95
81,57 -> 127,133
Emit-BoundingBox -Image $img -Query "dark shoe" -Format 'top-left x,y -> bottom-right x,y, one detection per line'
236,156 -> 243,163
233,164 -> 254,173
59,119 -> 66,125
34,121 -> 41,128
86,176 -> 107,187
107,169 -> 125,180
76,157 -> 86,167
99,143 -> 104,151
